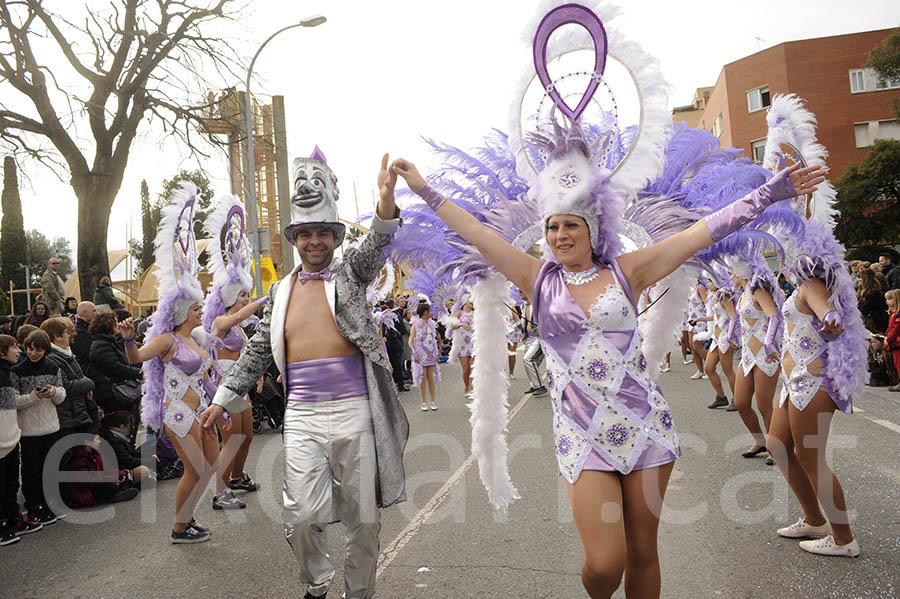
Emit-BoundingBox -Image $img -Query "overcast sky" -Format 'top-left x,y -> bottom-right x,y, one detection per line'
6,0 -> 899,270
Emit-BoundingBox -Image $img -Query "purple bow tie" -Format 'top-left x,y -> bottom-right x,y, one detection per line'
298,267 -> 333,284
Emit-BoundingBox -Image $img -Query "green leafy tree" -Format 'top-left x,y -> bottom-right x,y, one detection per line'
25,230 -> 74,287
867,28 -> 900,120
1,156 -> 27,293
0,1 -> 246,300
834,139 -> 900,249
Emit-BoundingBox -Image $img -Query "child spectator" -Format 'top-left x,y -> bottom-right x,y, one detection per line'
14,324 -> 38,365
1,334 -> 44,545
885,289 -> 900,392
66,434 -> 139,507
99,411 -> 152,485
12,330 -> 66,525
867,336 -> 893,387
42,318 -> 98,438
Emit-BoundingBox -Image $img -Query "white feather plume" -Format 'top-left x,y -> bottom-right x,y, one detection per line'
639,266 -> 696,379
763,94 -> 838,228
469,274 -> 520,510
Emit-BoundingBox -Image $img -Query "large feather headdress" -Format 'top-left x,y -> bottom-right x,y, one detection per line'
202,195 -> 253,334
141,182 -> 205,431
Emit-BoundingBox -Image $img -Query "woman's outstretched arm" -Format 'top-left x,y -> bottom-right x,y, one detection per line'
618,164 -> 826,297
391,158 -> 543,300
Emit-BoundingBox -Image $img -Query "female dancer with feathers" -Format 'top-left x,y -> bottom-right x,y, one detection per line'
125,184 -> 238,543
202,196 -> 269,497
686,280 -> 709,379
389,148 -> 823,597
449,296 -> 476,393
762,94 -> 867,557
724,247 -> 784,462
691,270 -> 739,409
409,301 -> 440,411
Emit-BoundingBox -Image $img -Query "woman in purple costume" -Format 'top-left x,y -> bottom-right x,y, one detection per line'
409,302 -> 440,411
686,280 -> 709,379
692,271 -> 739,409
450,297 -> 476,393
389,145 -> 823,597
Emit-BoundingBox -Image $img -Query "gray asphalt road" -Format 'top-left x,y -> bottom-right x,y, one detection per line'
3,353 -> 899,598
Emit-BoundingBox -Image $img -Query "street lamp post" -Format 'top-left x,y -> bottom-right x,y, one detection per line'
243,15 -> 326,297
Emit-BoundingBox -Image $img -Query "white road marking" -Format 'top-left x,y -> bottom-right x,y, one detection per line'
854,407 -> 865,413
376,391 -> 533,578
866,417 -> 900,435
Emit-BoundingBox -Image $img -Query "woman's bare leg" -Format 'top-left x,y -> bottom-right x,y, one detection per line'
425,365 -> 436,404
508,343 -> 517,374
622,463 -> 674,599
734,365 -> 765,449
789,391 -> 854,545
704,350 -> 726,397
767,399 -> 827,527
168,424 -> 207,530
690,335 -> 707,373
719,347 -> 736,393
565,471 -> 627,599
753,367 -> 777,434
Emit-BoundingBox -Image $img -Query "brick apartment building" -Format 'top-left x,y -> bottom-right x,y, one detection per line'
673,28 -> 900,179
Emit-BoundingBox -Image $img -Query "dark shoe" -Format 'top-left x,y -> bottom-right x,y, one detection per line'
304,592 -> 326,599
725,400 -> 738,412
29,505 -> 57,526
707,396 -> 728,409
170,525 -> 210,544
109,487 -> 139,503
531,385 -> 549,396
229,473 -> 260,492
189,518 -> 209,534
10,516 -> 42,536
0,521 -> 20,546
765,456 -> 776,466
742,446 -> 767,458
212,488 -> 246,510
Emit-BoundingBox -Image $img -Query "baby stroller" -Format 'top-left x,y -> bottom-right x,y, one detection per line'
250,363 -> 285,434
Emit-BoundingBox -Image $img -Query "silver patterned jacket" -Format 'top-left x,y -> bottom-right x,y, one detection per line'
212,213 -> 409,508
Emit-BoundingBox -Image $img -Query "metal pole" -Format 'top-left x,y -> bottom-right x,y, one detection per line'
243,17 -> 325,297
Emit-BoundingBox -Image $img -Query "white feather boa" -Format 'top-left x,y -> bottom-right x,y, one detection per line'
439,314 -> 461,364
639,266 -> 696,379
469,274 -> 520,510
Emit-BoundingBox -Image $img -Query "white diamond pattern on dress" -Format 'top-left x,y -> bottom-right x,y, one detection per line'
738,288 -> 780,377
779,293 -> 826,411
543,282 -> 680,482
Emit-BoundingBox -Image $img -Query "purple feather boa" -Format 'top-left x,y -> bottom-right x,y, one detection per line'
785,220 -> 868,409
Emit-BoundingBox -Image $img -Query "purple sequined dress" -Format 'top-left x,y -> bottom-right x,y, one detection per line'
411,316 -> 441,387
534,260 -> 680,482
454,311 -> 475,357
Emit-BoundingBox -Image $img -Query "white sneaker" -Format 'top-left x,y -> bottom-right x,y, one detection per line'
421,404 -> 428,411
659,365 -> 671,373
776,517 -> 831,539
682,359 -> 692,365
430,402 -> 438,411
798,535 -> 860,557
701,373 -> 708,379
690,371 -> 704,380
508,374 -> 516,380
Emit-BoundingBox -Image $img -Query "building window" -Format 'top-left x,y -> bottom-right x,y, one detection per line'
751,138 -> 766,163
746,86 -> 771,113
711,113 -> 724,138
874,73 -> 900,90
849,69 -> 865,93
849,67 -> 900,93
854,119 -> 900,148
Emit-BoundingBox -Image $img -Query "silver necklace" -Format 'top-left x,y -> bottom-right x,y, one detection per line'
562,264 -> 600,286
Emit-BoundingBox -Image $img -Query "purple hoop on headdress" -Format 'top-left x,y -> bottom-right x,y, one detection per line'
176,199 -> 195,256
225,204 -> 244,254
532,3 -> 608,123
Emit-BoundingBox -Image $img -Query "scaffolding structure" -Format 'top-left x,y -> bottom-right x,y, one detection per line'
200,89 -> 293,277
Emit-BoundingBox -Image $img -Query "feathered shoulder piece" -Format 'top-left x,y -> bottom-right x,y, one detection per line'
202,195 -> 253,333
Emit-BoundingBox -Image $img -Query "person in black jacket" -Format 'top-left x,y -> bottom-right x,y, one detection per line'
87,313 -> 142,417
99,411 -> 152,484
93,277 -> 124,311
41,318 -> 97,436
382,300 -> 408,392
71,301 -> 97,374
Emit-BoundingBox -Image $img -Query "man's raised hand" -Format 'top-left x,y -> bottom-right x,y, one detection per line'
378,153 -> 398,203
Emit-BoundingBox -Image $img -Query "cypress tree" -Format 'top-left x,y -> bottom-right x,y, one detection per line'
140,179 -> 154,272
1,156 -> 27,296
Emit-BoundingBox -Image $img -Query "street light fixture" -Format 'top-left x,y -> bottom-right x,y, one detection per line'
243,15 -> 326,297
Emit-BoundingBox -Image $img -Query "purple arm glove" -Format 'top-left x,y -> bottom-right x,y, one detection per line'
763,314 -> 779,357
704,167 -> 797,242
814,309 -> 842,342
726,316 -> 740,347
201,376 -> 219,404
418,183 -> 446,211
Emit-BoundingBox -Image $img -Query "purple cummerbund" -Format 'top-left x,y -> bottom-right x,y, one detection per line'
286,354 -> 368,403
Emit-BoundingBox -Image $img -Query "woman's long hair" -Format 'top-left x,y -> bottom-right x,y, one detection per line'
886,289 -> 900,315
857,268 -> 881,300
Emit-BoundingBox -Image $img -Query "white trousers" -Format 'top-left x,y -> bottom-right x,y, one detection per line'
282,396 -> 380,599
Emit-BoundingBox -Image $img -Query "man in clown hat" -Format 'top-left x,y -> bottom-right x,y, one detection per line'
202,149 -> 408,599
